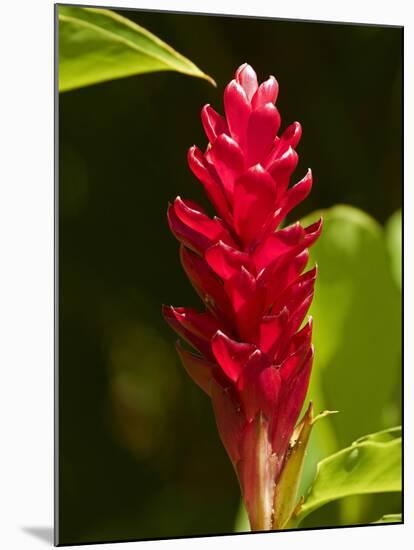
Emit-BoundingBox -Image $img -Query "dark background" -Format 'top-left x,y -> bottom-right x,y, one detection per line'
58,7 -> 402,545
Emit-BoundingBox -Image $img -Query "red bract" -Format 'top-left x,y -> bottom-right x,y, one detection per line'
164,63 -> 323,531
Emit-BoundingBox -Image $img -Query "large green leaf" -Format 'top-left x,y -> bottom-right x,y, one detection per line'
300,205 -> 402,526
385,209 -> 402,291
58,6 -> 215,92
302,205 -> 402,451
294,427 -> 402,524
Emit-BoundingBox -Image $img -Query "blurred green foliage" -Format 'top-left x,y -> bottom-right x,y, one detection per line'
385,209 -> 402,290
58,6 -> 402,545
298,205 -> 402,528
304,206 -> 401,443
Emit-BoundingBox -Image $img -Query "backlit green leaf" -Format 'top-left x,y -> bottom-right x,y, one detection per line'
302,205 -> 402,451
58,6 -> 215,92
294,427 -> 402,524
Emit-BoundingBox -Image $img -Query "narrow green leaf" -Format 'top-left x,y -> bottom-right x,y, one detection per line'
58,6 -> 216,92
385,209 -> 402,291
294,427 -> 402,525
233,501 -> 250,533
273,403 -> 314,530
372,513 -> 402,524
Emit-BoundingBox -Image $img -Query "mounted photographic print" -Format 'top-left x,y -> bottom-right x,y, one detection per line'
56,3 -> 403,545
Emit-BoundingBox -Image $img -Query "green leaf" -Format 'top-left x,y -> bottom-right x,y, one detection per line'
385,209 -> 402,291
298,205 -> 402,527
294,427 -> 402,525
302,205 -> 402,451
273,406 -> 337,529
273,403 -> 314,529
372,513 -> 402,524
233,501 -> 250,533
58,6 -> 215,92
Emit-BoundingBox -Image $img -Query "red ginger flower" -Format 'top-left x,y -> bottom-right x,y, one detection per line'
164,63 -> 323,531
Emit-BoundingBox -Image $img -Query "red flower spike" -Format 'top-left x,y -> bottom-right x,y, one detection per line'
172,197 -> 232,247
237,413 -> 277,530
164,64 -> 323,531
267,147 -> 299,200
205,134 -> 245,201
251,76 -> 279,109
211,330 -> 255,382
180,245 -> 234,322
258,309 -> 289,358
224,267 -> 264,342
271,121 -> 303,160
201,104 -> 229,142
246,104 -> 281,165
280,169 -> 313,218
237,350 -> 281,423
205,240 -> 251,281
224,80 -> 251,148
235,63 -> 259,101
187,146 -> 231,223
176,341 -> 215,396
233,165 -> 277,245
210,378 -> 244,465
260,249 -> 310,310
